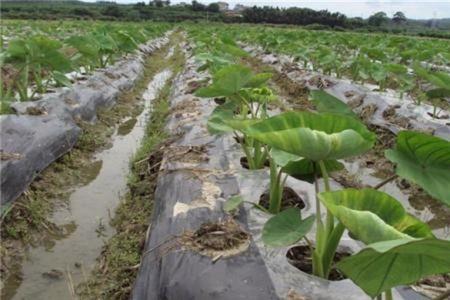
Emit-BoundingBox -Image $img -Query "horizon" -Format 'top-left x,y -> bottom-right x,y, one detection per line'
76,0 -> 450,20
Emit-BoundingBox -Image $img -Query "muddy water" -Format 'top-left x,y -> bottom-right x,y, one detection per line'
7,69 -> 172,300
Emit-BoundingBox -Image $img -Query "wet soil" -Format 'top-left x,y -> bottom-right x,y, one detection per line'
286,245 -> 351,281
0,36 -> 178,300
185,78 -> 208,94
117,118 -> 138,135
75,37 -> 187,299
414,274 -> 450,299
259,187 -> 306,211
166,145 -> 209,165
382,105 -> 412,129
184,219 -> 249,253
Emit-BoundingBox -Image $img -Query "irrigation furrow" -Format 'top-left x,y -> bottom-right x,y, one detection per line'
0,32 -> 185,300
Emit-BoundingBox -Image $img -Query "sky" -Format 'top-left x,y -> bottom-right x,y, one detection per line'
87,0 -> 450,19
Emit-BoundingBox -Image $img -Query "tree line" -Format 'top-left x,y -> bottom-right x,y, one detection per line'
1,1 -> 449,38
241,6 -> 409,29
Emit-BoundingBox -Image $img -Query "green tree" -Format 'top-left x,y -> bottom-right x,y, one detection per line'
393,11 -> 406,24
101,5 -> 123,18
368,11 -> 388,27
191,0 -> 206,11
207,3 -> 220,13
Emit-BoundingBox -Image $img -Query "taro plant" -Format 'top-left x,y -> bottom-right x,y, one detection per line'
413,64 -> 450,119
3,35 -> 72,101
245,111 -> 376,277
318,188 -> 448,299
225,91 -> 354,215
245,111 -> 450,298
226,146 -> 344,215
195,64 -> 273,170
384,130 -> 450,206
244,108 -> 450,299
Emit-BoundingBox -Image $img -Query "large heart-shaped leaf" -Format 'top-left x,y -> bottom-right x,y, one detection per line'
207,101 -> 237,134
195,64 -> 253,97
196,65 -> 271,98
53,71 -> 72,87
262,208 -> 315,247
270,148 -> 301,168
66,35 -> 99,60
221,43 -> 249,58
195,52 -> 233,72
337,238 -> 450,298
426,88 -> 450,99
270,149 -> 344,183
310,90 -> 357,118
207,101 -> 261,135
385,131 -> 450,206
245,111 -> 375,161
245,73 -> 272,88
318,188 -> 434,245
414,64 -> 450,89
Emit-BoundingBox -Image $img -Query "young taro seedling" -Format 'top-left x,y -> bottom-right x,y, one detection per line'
413,64 -> 450,119
195,64 -> 273,170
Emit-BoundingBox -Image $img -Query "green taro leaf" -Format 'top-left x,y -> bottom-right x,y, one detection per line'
221,43 -> 249,58
224,196 -> 244,212
385,131 -> 450,205
195,52 -> 233,72
270,147 -> 344,182
207,101 -> 260,134
386,63 -> 407,75
245,111 -> 375,161
114,30 -> 138,53
6,39 -> 28,60
262,208 -> 315,247
245,73 -> 272,88
52,71 -> 72,87
337,238 -> 450,298
270,148 -> 301,168
282,158 -> 344,183
207,101 -> 236,134
196,64 -> 253,97
318,188 -> 434,245
414,64 -> 450,90
426,88 -> 450,99
196,65 -> 270,98
66,35 -> 99,59
310,90 -> 357,118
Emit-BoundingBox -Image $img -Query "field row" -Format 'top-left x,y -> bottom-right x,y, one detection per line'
0,20 -> 170,108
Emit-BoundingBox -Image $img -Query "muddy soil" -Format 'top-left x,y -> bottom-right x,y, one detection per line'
259,187 -> 306,211
287,245 -> 351,281
183,219 -> 250,254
